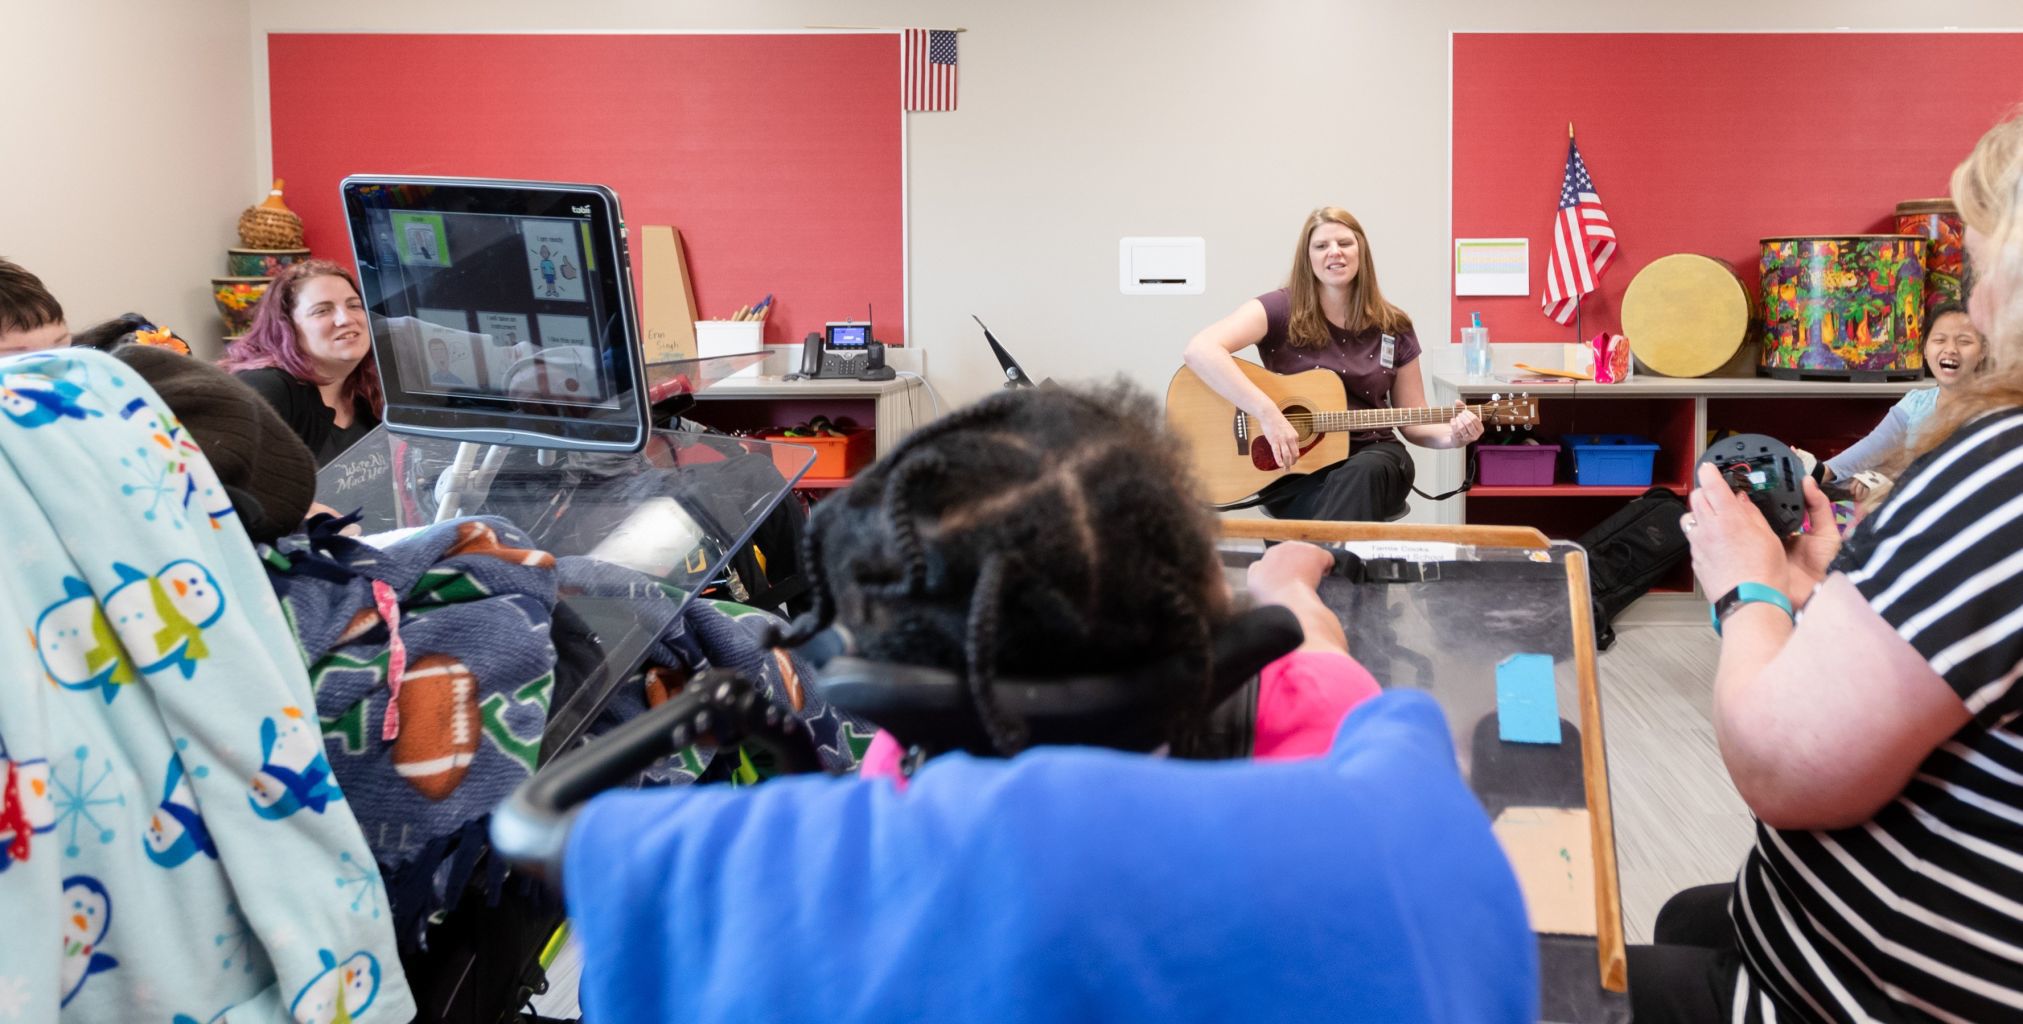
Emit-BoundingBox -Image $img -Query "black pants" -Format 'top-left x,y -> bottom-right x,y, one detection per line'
1259,440 -> 1413,521
1628,883 -> 1747,1022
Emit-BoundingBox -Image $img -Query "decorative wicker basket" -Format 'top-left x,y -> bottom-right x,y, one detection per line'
237,178 -> 304,249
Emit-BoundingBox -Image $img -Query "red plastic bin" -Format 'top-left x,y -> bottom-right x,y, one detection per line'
762,429 -> 873,480
1475,443 -> 1560,486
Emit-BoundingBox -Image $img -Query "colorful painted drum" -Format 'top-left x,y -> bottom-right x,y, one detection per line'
1759,235 -> 1926,381
1895,198 -> 1968,314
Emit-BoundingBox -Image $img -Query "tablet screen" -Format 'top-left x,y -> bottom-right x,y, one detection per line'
341,176 -> 648,452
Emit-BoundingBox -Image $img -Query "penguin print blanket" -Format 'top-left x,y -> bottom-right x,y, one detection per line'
0,350 -> 412,1023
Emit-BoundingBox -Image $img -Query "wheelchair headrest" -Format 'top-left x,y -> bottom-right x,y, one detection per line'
790,605 -> 1303,755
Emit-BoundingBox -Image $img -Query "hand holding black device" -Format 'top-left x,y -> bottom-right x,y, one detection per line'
1694,433 -> 1807,535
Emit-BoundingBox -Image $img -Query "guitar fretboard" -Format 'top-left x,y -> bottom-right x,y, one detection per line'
1257,404 -> 1483,433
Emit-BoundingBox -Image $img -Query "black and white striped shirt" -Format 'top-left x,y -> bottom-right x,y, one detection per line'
1731,407 -> 2023,1022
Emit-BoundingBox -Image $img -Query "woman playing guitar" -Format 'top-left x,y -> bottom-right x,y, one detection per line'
1181,206 -> 1483,521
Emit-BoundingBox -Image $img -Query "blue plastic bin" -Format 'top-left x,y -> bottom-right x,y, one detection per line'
1565,434 -> 1659,486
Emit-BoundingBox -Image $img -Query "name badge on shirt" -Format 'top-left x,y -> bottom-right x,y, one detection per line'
1380,334 -> 1396,370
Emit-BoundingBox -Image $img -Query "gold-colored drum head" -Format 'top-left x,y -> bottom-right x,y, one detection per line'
1621,254 -> 1748,378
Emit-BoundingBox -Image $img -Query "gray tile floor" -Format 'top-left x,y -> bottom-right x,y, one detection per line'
1594,622 -> 1755,944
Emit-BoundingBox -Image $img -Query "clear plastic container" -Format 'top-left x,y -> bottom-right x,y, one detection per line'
1462,326 -> 1491,380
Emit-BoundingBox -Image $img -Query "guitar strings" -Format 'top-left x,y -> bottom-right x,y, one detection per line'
1262,411 -> 1501,426
1254,403 -> 1526,428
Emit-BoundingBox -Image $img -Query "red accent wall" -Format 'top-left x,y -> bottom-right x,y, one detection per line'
1452,32 -> 2023,345
268,33 -> 905,347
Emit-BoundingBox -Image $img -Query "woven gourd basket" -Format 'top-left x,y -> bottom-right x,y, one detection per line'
238,178 -> 304,249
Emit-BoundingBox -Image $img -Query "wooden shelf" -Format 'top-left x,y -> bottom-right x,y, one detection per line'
1436,371 -> 1886,614
1438,372 -> 1928,400
1470,483 -> 1687,498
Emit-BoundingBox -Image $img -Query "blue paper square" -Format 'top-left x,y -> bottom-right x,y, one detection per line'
1496,653 -> 1562,745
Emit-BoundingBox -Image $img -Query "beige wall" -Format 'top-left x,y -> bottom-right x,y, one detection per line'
9,2 -> 2021,495
1,0 -> 253,359
238,2 -> 2023,400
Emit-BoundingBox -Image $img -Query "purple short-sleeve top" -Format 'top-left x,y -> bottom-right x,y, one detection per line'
1253,288 -> 1420,444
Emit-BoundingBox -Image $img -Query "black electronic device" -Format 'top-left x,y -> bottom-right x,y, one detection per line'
797,322 -> 870,379
340,175 -> 649,453
1696,433 -> 1807,535
857,340 -> 896,381
974,315 -> 1037,389
792,319 -> 896,381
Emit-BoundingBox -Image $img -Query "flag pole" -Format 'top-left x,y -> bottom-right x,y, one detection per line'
1569,122 -> 1579,339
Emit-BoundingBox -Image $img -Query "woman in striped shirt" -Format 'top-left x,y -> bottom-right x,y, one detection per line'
1629,109 -> 2023,1023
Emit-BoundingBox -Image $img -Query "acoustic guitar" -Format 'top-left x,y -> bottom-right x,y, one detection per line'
1166,360 -> 1539,505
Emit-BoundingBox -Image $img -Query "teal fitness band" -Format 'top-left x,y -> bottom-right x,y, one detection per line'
1710,582 -> 1795,635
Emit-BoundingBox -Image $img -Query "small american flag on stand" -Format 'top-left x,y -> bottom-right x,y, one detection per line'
1541,136 -> 1617,324
903,28 -> 959,112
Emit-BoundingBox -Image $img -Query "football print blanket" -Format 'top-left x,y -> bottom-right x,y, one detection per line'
0,349 -> 412,1023
261,517 -> 559,874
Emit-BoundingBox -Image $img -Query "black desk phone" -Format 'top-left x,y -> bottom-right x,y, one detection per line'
794,321 -> 895,382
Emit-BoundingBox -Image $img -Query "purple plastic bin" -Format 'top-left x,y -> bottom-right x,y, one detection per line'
1476,443 -> 1561,486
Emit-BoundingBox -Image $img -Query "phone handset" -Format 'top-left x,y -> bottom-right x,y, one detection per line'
796,331 -> 824,378
859,339 -> 896,381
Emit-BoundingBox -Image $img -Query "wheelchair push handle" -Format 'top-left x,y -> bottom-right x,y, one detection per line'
491,668 -> 822,882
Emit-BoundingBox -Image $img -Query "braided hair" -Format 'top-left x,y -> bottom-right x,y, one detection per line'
786,381 -> 1231,754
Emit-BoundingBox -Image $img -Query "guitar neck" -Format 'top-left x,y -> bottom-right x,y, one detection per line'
1269,403 -> 1483,433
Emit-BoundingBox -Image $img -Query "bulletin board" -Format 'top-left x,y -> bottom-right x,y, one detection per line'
1452,31 -> 2023,344
267,32 -> 907,348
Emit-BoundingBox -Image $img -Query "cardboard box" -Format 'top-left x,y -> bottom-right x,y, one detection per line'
639,225 -> 699,363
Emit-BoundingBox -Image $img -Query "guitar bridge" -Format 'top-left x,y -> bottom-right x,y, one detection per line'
1231,411 -> 1248,455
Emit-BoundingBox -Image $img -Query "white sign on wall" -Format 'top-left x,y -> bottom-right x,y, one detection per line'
1454,238 -> 1530,297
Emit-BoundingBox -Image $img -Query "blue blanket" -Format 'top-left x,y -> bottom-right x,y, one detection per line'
0,349 -> 411,1023
567,690 -> 1537,1023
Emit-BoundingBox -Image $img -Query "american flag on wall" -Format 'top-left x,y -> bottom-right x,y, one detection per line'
903,28 -> 959,111
1541,138 -> 1617,324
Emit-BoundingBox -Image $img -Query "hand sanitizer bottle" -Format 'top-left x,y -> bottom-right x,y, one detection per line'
1462,313 -> 1491,381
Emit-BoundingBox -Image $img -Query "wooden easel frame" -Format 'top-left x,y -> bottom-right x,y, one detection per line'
1222,520 -> 1628,993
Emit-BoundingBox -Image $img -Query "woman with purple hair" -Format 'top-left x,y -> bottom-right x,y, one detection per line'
218,259 -> 381,466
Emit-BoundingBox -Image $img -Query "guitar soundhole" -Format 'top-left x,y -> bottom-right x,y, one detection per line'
1282,404 -> 1314,442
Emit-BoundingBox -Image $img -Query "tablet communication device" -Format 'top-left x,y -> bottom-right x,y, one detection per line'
341,175 -> 649,453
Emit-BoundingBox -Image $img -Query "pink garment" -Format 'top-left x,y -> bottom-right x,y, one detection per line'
853,649 -> 1381,779
1253,650 -> 1382,760
860,730 -> 910,791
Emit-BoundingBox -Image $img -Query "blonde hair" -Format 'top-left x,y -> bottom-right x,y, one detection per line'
1904,107 -> 2023,462
1284,207 -> 1411,348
